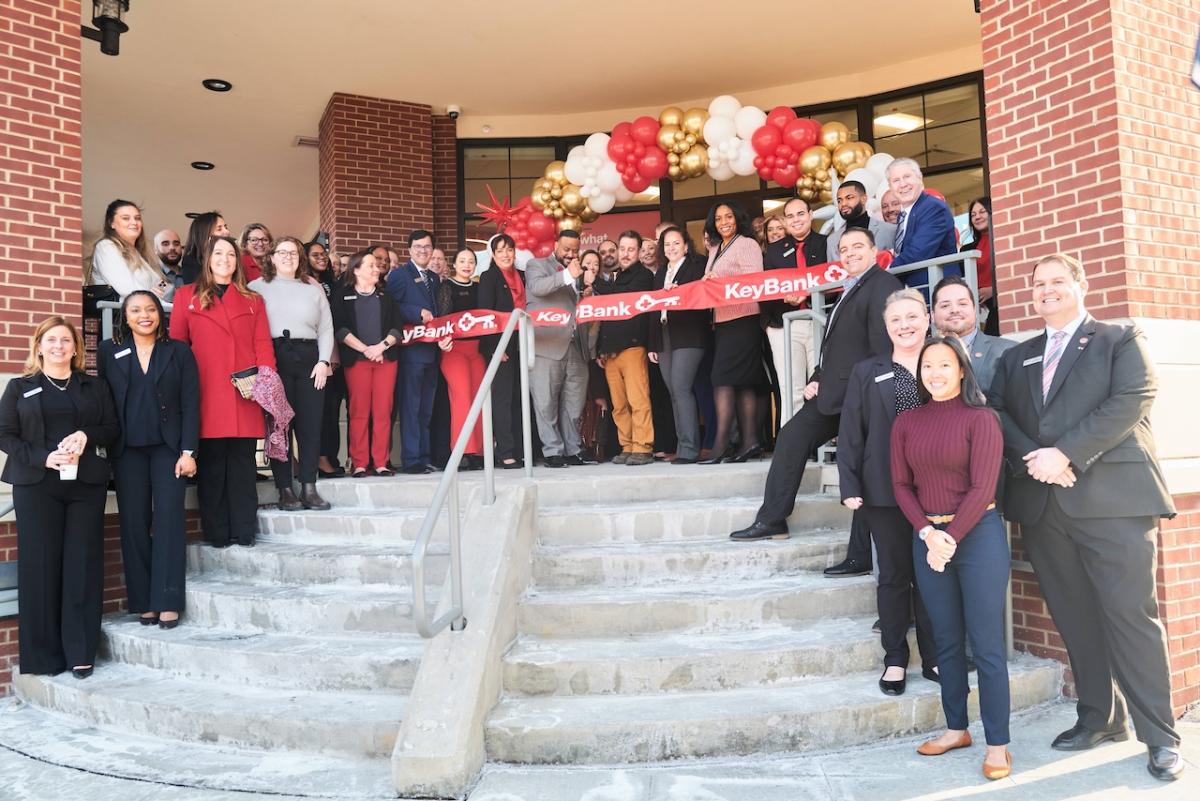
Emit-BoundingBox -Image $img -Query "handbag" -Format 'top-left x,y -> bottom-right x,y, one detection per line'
230,366 -> 258,400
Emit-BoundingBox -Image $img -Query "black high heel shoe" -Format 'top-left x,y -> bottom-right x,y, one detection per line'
699,446 -> 733,465
139,614 -> 159,626
728,444 -> 764,463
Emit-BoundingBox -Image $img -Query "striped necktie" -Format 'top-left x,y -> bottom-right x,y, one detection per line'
894,210 -> 907,253
1042,330 -> 1068,399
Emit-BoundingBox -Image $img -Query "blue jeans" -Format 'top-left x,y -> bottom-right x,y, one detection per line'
913,508 -> 1010,745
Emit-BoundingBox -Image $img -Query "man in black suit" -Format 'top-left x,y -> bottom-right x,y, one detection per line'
731,228 -> 901,541
989,254 -> 1182,781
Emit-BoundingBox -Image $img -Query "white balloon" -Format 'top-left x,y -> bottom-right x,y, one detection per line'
842,167 -> 880,196
514,249 -> 536,271
708,162 -> 736,182
596,163 -> 622,193
615,184 -> 635,202
731,143 -> 758,176
866,197 -> 882,218
703,116 -> 737,147
734,106 -> 767,140
589,192 -> 616,214
584,132 -> 611,159
564,147 -> 588,186
865,152 -> 894,178
708,94 -> 741,120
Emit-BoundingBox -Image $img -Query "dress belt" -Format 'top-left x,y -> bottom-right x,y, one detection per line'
926,502 -> 995,524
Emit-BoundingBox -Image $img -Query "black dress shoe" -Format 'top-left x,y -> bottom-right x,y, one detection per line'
402,464 -> 427,475
501,459 -> 524,470
729,521 -> 789,541
879,669 -> 906,696
565,454 -> 598,466
300,482 -> 331,510
158,616 -> 180,630
544,455 -> 567,468
672,457 -> 698,465
922,666 -> 941,684
422,464 -> 437,474
1050,722 -> 1130,751
139,614 -> 159,626
823,558 -> 871,577
277,486 -> 304,511
1147,745 -> 1184,781
71,666 -> 93,679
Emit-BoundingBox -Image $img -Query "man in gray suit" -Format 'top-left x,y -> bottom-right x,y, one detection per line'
931,275 -> 1014,390
826,181 -> 897,263
525,230 -> 596,468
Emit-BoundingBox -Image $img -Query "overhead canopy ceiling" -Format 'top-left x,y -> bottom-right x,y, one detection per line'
81,0 -> 982,244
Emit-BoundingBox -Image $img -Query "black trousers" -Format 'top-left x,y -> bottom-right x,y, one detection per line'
1024,495 -> 1179,747
321,365 -> 346,466
491,357 -> 520,461
197,437 -> 259,546
862,505 -> 936,669
845,509 -> 873,566
431,371 -> 452,468
271,338 -> 325,487
755,399 -> 840,525
15,473 -> 106,674
113,444 -> 187,613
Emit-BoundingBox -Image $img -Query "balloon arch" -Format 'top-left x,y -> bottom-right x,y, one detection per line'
476,94 -> 902,261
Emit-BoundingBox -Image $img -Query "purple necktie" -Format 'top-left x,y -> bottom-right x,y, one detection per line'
1042,330 -> 1068,399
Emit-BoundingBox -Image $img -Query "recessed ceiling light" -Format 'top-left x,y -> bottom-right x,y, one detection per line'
873,113 -> 927,135
185,212 -> 201,219
191,161 -> 215,171
202,78 -> 232,92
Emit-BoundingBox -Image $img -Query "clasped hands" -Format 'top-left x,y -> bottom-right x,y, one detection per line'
925,529 -> 957,573
44,430 -> 87,469
1023,446 -> 1076,488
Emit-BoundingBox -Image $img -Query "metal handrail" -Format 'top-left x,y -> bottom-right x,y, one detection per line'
411,309 -> 535,638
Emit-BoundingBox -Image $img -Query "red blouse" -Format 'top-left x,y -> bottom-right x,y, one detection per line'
501,266 -> 526,310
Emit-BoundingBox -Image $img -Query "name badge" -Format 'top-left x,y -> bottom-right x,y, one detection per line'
22,387 -> 43,398
343,295 -> 356,301
114,347 -> 132,359
874,372 -> 894,383
1023,355 -> 1043,366
783,247 -> 795,258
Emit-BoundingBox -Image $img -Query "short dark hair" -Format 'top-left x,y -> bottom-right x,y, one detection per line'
618,229 -> 643,248
702,200 -> 756,244
784,197 -> 811,213
931,275 -> 976,307
656,225 -> 695,265
490,233 -> 515,252
408,229 -> 435,247
916,335 -> 992,410
839,181 -> 866,196
557,229 -> 581,241
839,226 -> 876,247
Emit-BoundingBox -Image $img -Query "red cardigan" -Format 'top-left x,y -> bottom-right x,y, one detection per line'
170,284 -> 276,439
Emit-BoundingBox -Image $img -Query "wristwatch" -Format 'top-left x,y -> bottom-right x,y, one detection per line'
918,525 -> 936,541
181,450 -> 194,458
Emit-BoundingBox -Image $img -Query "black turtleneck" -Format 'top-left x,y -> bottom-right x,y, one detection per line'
843,210 -> 872,231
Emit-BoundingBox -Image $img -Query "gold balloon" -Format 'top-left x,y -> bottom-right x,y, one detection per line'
682,107 -> 708,138
659,106 -> 685,128
549,186 -> 562,200
579,206 -> 599,223
552,207 -> 565,220
799,145 -> 832,176
558,215 -> 583,233
667,152 -> 680,164
657,124 -> 681,153
680,144 -> 709,178
819,121 -> 850,152
530,189 -> 547,210
668,165 -> 683,181
815,169 -> 829,182
832,140 -> 874,176
560,184 -> 585,214
819,190 -> 833,204
543,160 -> 567,184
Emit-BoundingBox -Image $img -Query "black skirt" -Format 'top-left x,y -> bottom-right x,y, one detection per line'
711,314 -> 767,388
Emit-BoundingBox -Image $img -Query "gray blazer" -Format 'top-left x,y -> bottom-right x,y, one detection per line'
968,330 -> 1017,392
524,256 -> 582,360
827,218 -> 897,263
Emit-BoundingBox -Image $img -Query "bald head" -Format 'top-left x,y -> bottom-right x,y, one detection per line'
154,229 -> 183,267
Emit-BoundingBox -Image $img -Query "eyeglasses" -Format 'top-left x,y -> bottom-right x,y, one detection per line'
273,251 -> 299,259
248,237 -> 270,245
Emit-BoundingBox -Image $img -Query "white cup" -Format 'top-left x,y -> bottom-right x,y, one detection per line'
58,452 -> 79,481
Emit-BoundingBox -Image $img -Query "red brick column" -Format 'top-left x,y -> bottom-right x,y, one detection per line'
431,114 -> 460,253
0,0 -> 84,695
983,0 -> 1200,714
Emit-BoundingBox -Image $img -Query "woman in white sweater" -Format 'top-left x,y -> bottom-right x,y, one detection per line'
88,199 -> 172,301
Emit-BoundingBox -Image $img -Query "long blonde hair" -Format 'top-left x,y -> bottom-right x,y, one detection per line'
22,316 -> 85,376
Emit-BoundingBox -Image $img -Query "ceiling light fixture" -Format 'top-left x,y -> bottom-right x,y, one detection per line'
873,112 -> 927,135
202,78 -> 233,92
81,0 -> 130,56
190,161 -> 215,171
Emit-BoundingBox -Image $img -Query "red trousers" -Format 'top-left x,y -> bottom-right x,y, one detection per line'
344,359 -> 398,470
440,339 -> 485,456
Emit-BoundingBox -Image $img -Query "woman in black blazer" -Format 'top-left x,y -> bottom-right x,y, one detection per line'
648,226 -> 709,463
0,317 -> 118,678
476,234 -> 527,468
98,290 -> 199,630
836,288 -> 937,695
329,250 -> 402,476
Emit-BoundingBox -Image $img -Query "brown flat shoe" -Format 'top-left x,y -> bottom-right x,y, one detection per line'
983,750 -> 1012,780
917,731 -> 973,756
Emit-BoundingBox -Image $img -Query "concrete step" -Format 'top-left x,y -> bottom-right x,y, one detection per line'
503,616 -> 902,696
311,473 -> 449,508
188,540 -> 447,586
256,505 -> 451,545
185,576 -> 422,635
531,529 -> 849,589
528,460 -> 811,506
536,494 -> 847,548
100,618 -> 423,692
0,699 -> 396,798
13,663 -> 407,758
485,656 -> 1062,764
517,573 -> 875,638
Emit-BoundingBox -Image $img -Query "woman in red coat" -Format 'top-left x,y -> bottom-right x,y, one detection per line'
170,235 -> 276,548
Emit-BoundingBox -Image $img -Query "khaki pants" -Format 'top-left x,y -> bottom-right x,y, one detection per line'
604,346 -> 654,454
767,320 -> 815,418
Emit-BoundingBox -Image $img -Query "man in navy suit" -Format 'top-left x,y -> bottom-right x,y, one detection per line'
886,157 -> 960,293
386,229 -> 440,474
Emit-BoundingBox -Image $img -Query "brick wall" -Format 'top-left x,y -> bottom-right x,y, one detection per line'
431,114 -> 460,254
318,94 -> 441,261
0,0 -> 84,371
1159,494 -> 1200,713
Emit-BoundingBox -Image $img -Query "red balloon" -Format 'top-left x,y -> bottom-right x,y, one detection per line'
513,235 -> 527,250
630,115 -> 660,147
623,172 -> 651,193
607,133 -> 634,163
774,156 -> 788,168
750,124 -> 782,157
526,212 -> 555,242
534,241 -> 554,258
924,188 -> 947,203
766,105 -> 797,130
758,166 -> 773,180
633,142 -> 646,158
638,149 -> 669,180
774,164 -> 799,188
783,118 -> 821,153
875,250 -> 894,270
612,121 -> 631,139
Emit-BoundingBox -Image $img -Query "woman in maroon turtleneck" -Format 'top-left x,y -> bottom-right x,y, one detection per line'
890,335 -> 1011,781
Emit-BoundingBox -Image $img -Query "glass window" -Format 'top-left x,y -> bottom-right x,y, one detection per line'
926,119 -> 982,167
672,173 -> 760,201
509,146 -> 555,178
463,147 -> 509,180
924,84 -> 979,128
872,82 -> 981,168
814,107 -> 859,141
924,167 -> 986,242
873,95 -> 925,138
